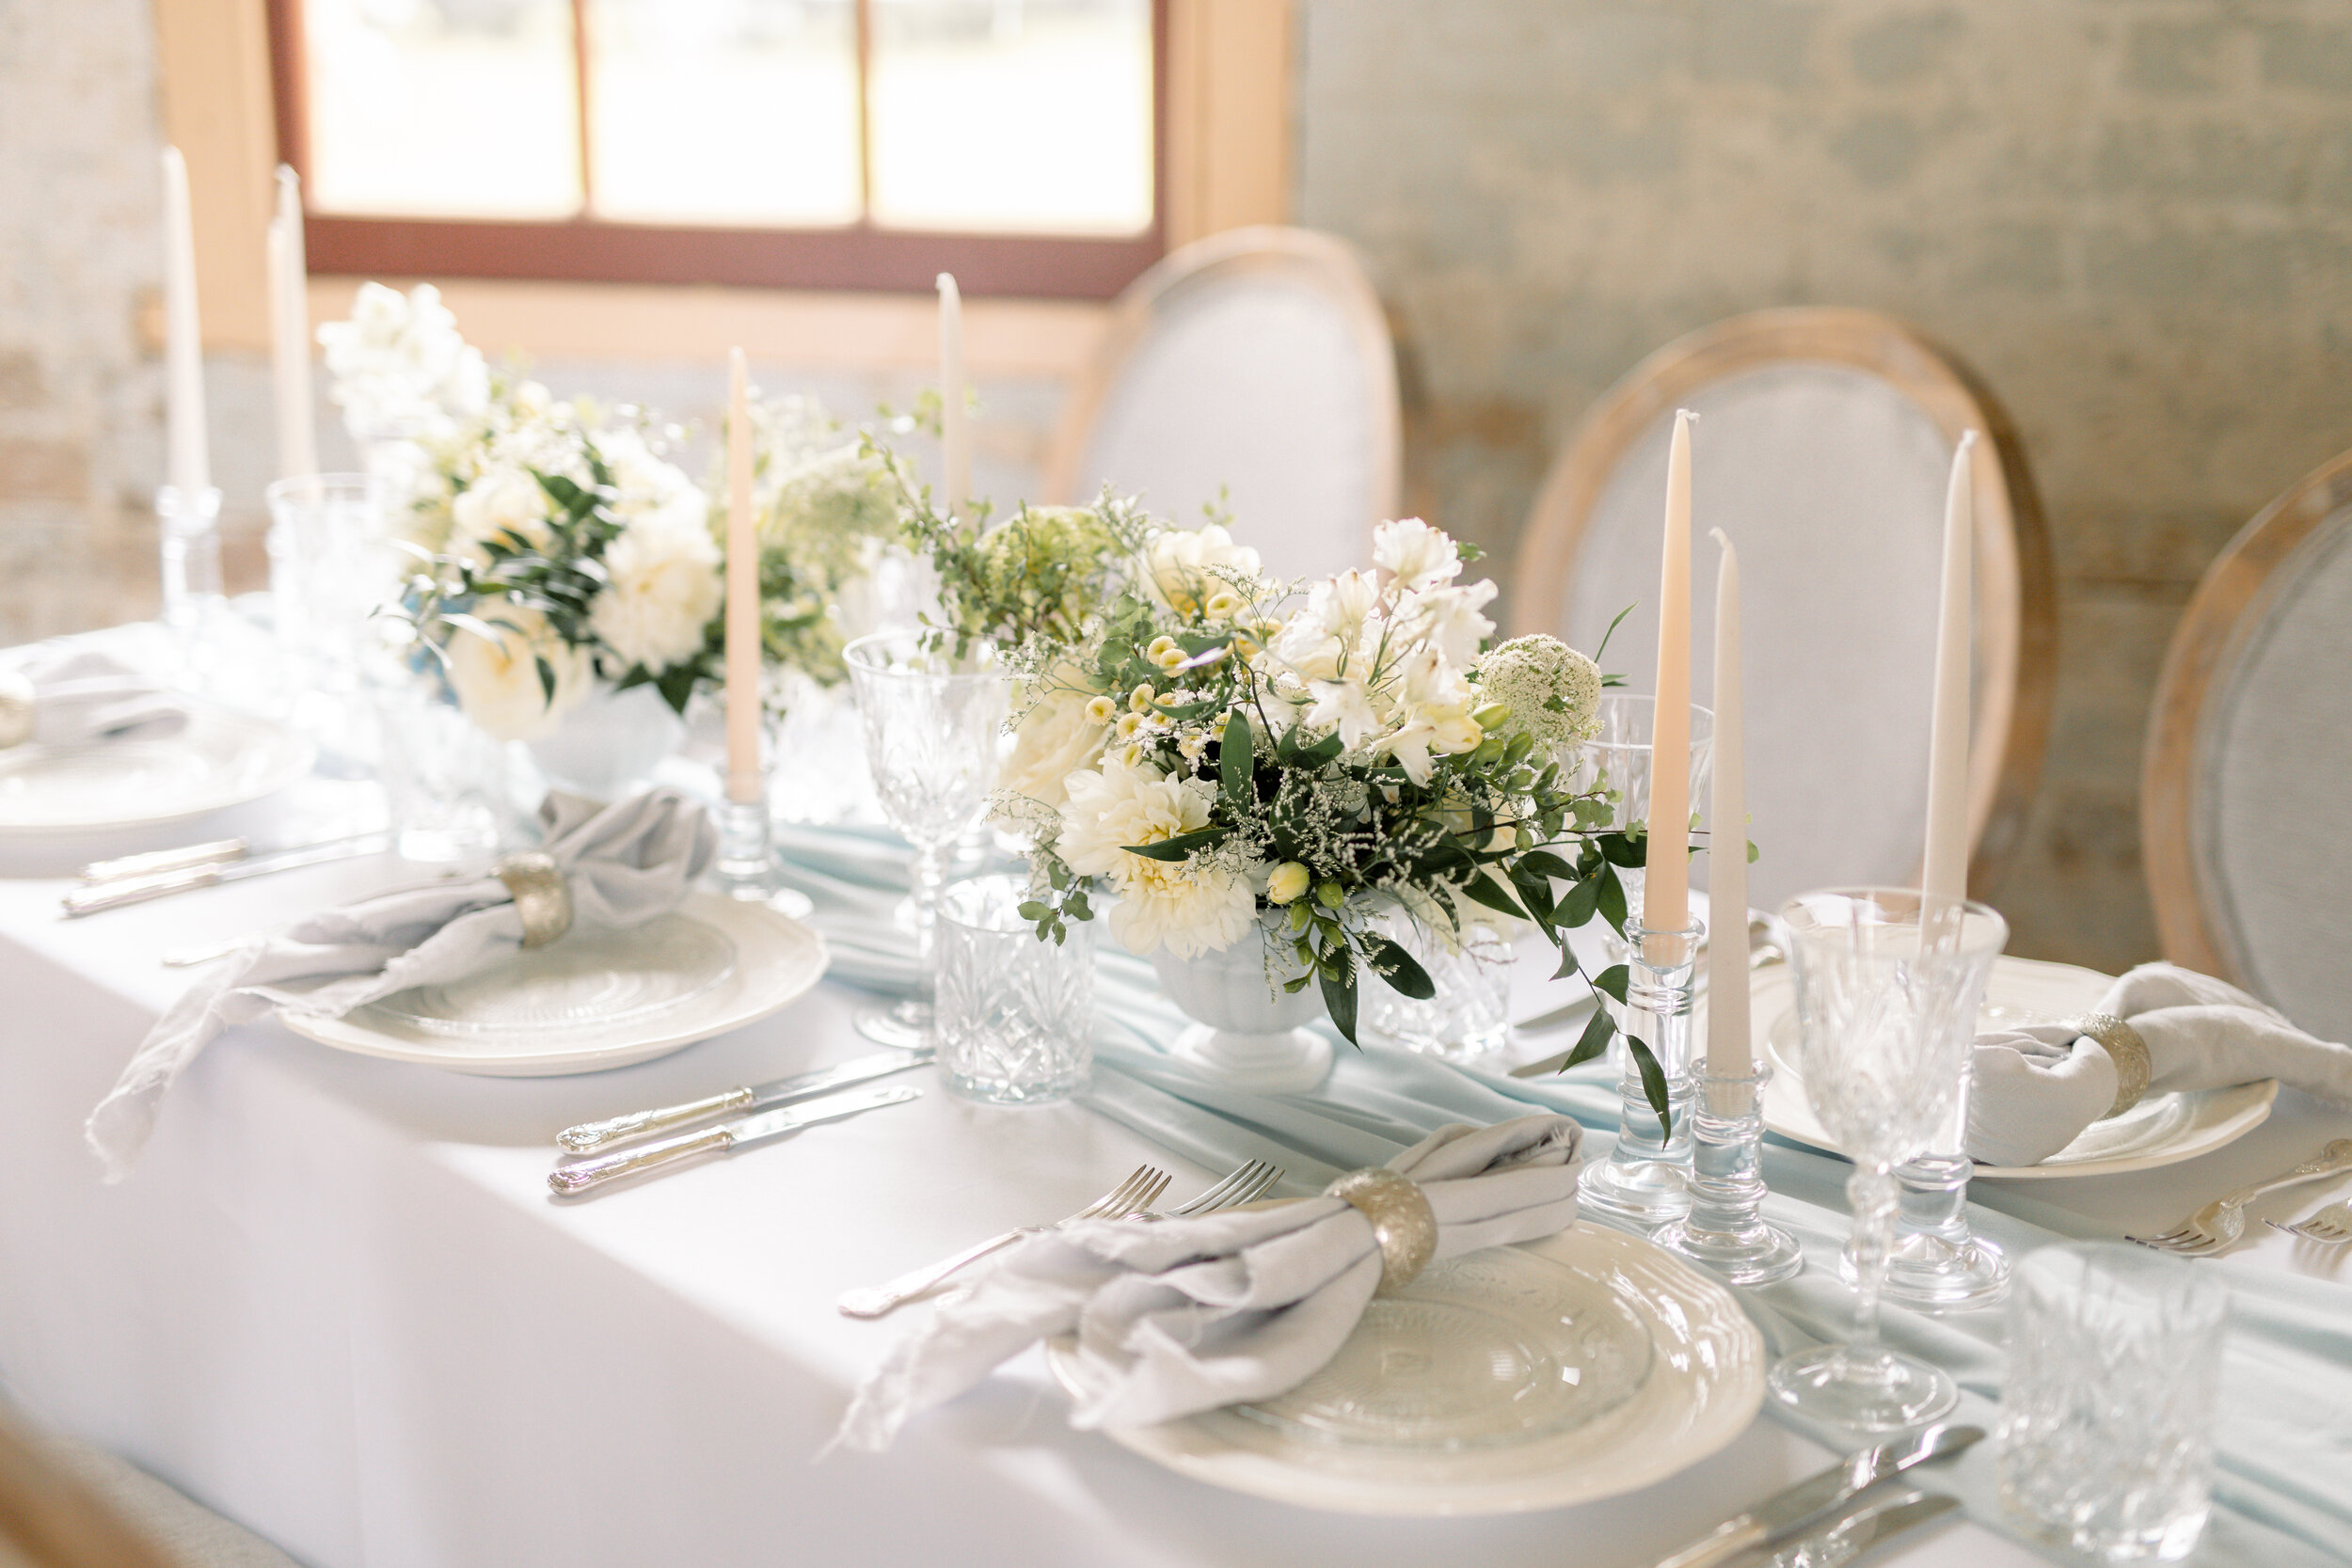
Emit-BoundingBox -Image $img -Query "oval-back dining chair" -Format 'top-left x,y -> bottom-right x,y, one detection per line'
1511,309 -> 2057,913
1044,226 -> 1401,581
2144,448 -> 2352,1041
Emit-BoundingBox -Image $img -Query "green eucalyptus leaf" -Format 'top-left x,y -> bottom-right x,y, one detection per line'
1627,1034 -> 1672,1136
1560,875 -> 1602,927
1562,1006 -> 1616,1069
1592,962 -> 1630,1004
1457,874 -> 1533,924
1596,863 -> 1629,935
1368,937 -> 1437,1000
1551,943 -> 1581,981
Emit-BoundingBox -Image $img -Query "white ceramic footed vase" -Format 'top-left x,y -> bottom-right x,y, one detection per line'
1149,918 -> 1332,1094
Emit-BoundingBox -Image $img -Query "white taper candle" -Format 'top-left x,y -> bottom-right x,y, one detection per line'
724,348 -> 761,805
1642,408 -> 1695,934
160,146 -> 210,495
936,273 -> 968,520
267,166 -> 319,483
1706,529 -> 1750,1073
1921,432 -> 1978,904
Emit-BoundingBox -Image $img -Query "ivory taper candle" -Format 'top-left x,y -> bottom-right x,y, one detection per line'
1921,431 -> 1978,904
724,348 -> 761,805
936,273 -> 969,519
1642,408 -> 1695,933
1706,529 -> 1749,1073
267,166 -> 319,483
160,146 -> 209,495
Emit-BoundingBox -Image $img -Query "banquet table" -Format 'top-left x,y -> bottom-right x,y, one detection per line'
4,818 -> 2351,1567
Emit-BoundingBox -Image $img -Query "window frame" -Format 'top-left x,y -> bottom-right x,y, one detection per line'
263,0 -> 1169,299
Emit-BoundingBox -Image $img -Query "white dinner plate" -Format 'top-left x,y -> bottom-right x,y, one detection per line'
1754,956 -> 2279,1180
0,700 -> 313,838
277,894 -> 829,1077
1045,1223 -> 1765,1517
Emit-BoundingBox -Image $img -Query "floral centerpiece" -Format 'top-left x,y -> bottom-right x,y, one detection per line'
901,484 -> 1671,1121
320,279 -> 899,748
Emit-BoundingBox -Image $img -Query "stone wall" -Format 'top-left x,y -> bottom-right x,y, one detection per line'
1295,0 -> 2352,972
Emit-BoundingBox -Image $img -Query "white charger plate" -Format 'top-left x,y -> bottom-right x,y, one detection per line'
1044,1224 -> 1764,1517
0,700 -> 313,838
278,894 -> 828,1077
1755,956 -> 2278,1180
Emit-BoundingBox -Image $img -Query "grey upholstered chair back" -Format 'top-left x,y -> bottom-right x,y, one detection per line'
1046,227 -> 1400,582
2147,453 -> 2352,1040
1514,310 -> 2054,915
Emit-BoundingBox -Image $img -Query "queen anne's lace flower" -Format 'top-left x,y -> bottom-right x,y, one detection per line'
1472,634 -> 1603,748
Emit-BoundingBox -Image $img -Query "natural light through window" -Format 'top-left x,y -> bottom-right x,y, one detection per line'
297,0 -> 1153,237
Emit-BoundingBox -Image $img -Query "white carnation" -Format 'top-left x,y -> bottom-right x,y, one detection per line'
1056,756 -> 1257,957
443,602 -> 592,741
588,506 -> 723,673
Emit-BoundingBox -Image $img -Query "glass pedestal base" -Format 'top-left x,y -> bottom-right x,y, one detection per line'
856,999 -> 932,1050
1654,1212 -> 1804,1285
1852,1228 -> 2010,1312
1577,1153 -> 1692,1230
1768,1342 -> 1958,1433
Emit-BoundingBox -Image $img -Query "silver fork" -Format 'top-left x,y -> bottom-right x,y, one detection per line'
2266,1199 -> 2352,1245
836,1164 -> 1171,1319
1145,1159 -> 1283,1220
2130,1139 -> 2352,1255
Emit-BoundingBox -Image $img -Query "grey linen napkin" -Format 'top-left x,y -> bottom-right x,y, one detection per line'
1969,961 -> 2352,1166
2,648 -> 188,747
86,787 -> 716,1180
836,1114 -> 1583,1451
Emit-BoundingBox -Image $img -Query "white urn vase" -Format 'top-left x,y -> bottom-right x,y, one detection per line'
527,683 -> 687,802
1149,922 -> 1333,1094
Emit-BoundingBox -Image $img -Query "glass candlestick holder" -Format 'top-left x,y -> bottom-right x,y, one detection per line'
155,483 -> 224,633
713,792 -> 814,919
1577,919 -> 1701,1229
1851,1084 -> 2009,1311
1652,1062 -> 1804,1284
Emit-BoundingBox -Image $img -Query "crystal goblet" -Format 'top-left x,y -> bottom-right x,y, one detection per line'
1560,694 -> 1714,972
1769,886 -> 2007,1433
844,632 -> 1009,1048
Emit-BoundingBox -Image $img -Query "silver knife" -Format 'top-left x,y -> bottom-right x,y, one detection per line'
82,832 -> 384,885
548,1084 -> 921,1196
1746,1490 -> 1959,1568
555,1048 -> 937,1153
1651,1423 -> 1983,1568
62,834 -> 391,916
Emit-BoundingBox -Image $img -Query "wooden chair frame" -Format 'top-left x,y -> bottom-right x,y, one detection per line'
1043,225 -> 1402,541
2142,447 -> 2352,981
1509,307 -> 2058,896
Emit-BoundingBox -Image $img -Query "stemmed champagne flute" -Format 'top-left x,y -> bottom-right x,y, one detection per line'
1770,886 -> 2006,1432
844,632 -> 1009,1048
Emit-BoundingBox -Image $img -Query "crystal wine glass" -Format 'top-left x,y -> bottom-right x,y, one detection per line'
844,632 -> 1009,1047
1561,694 -> 1715,966
1770,886 -> 2007,1432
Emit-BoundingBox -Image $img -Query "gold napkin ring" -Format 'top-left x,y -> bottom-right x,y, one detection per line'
2077,1011 -> 2151,1118
0,672 -> 33,751
1324,1168 -> 1437,1294
493,851 -> 572,949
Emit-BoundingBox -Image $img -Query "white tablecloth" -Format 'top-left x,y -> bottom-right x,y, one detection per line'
5,847 -> 2349,1567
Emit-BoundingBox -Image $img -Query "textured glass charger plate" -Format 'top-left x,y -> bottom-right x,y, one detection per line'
1045,1224 -> 1764,1515
278,894 -> 827,1076
0,699 -> 313,838
1751,955 -> 2278,1180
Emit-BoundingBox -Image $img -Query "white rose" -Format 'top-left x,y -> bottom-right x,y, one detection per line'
1003,667 -> 1111,809
443,602 -> 592,741
1146,524 -> 1263,616
588,506 -> 723,673
450,467 -> 553,562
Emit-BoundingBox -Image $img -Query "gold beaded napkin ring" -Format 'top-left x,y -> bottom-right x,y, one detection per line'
2076,1011 -> 2152,1118
1324,1167 -> 1438,1293
493,851 -> 573,949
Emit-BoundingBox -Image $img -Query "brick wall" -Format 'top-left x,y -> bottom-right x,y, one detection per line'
1295,0 -> 2352,971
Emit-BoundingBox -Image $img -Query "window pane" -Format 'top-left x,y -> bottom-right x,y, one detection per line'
868,0 -> 1153,236
586,0 -> 862,228
303,0 -> 583,220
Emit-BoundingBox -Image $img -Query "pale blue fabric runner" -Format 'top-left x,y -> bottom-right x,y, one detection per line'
773,823 -> 2352,1566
